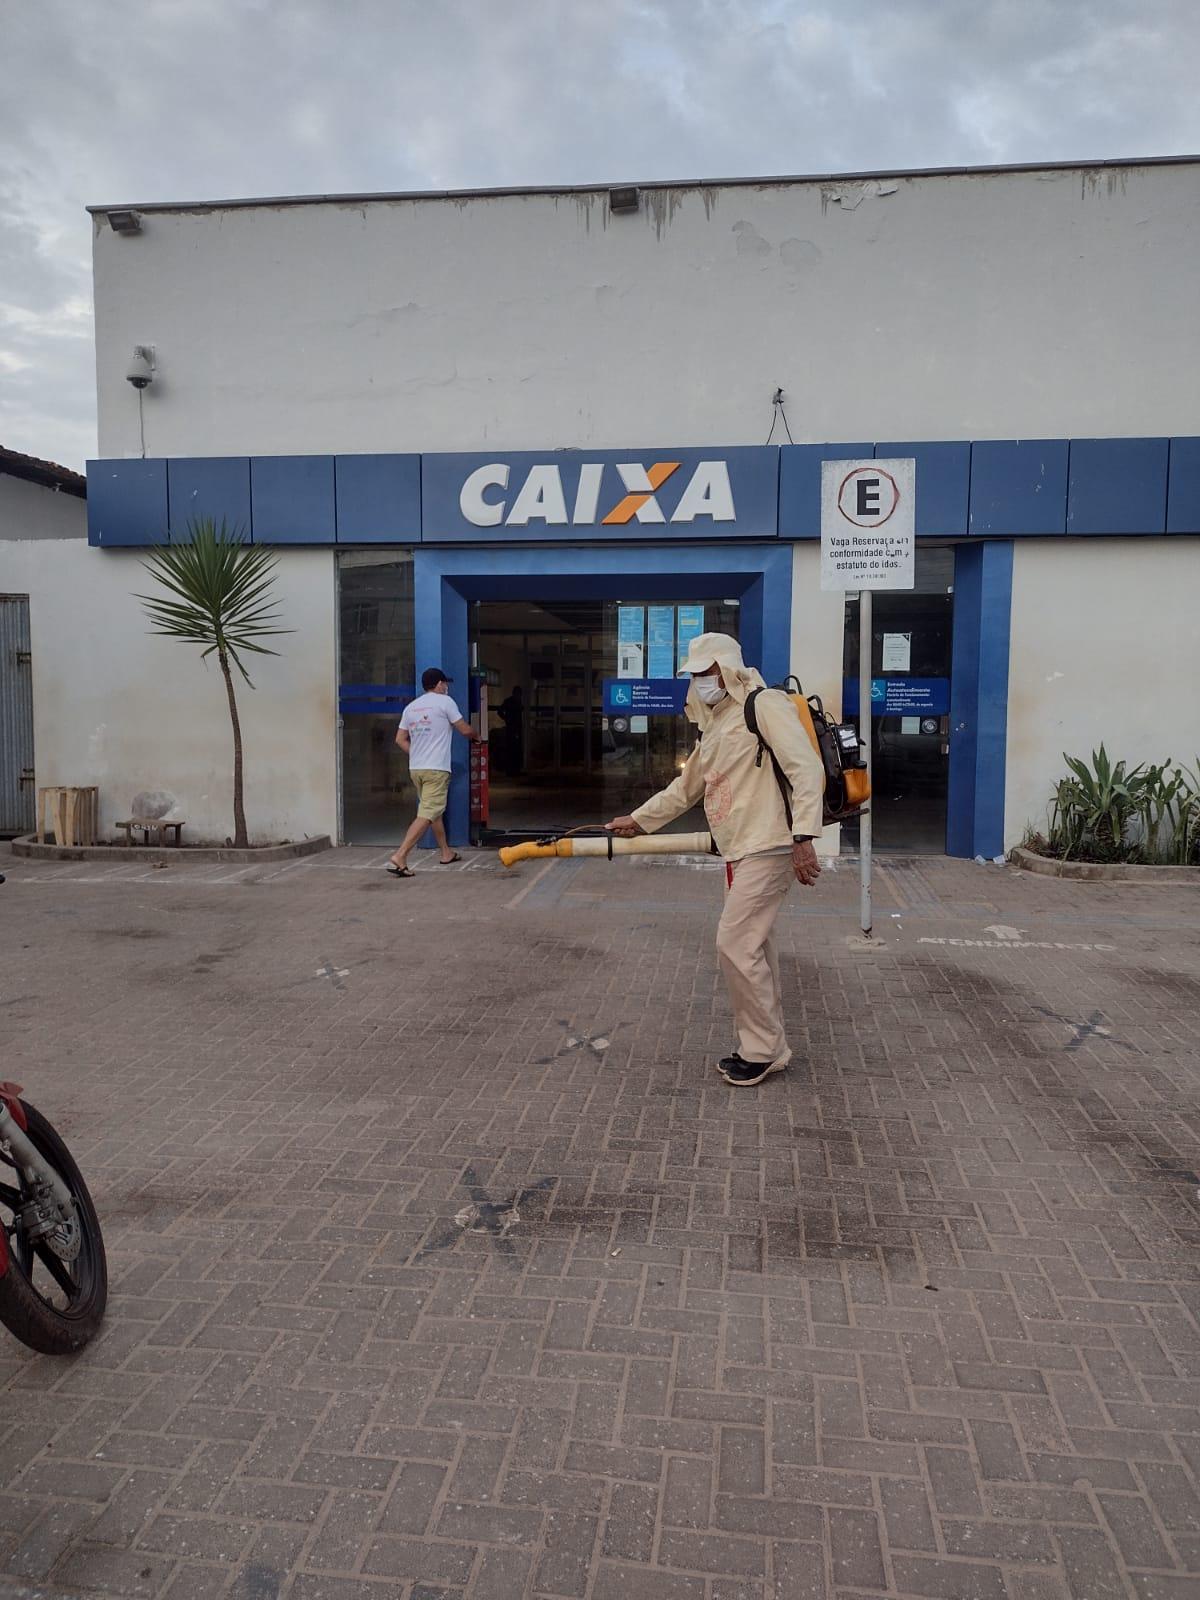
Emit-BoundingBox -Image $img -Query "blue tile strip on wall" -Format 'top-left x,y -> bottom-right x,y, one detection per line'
251,455 -> 336,543
167,457 -> 252,539
85,458 -> 168,546
1067,437 -> 1170,535
1167,437 -> 1200,534
335,455 -> 422,542
87,438 -> 1199,546
968,441 -> 1068,536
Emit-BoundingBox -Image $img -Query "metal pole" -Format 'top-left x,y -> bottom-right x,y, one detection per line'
859,588 -> 873,937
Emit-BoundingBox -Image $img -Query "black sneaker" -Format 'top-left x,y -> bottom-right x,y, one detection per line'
721,1056 -> 786,1087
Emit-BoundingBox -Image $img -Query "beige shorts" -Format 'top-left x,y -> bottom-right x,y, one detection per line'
411,768 -> 451,820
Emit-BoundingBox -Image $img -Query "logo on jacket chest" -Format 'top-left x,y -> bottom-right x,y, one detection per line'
704,769 -> 733,825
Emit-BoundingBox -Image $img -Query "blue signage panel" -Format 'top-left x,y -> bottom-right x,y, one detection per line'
617,605 -> 644,644
422,446 -> 780,541
843,677 -> 950,717
603,678 -> 690,716
647,606 -> 675,678
677,604 -> 704,647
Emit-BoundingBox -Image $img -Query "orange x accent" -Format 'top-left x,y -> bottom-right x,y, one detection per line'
601,461 -> 680,524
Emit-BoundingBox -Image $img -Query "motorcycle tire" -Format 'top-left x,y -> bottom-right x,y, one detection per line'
0,1101 -> 107,1354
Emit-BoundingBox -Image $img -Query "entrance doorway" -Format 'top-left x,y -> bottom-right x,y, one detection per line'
472,597 -> 741,837
841,546 -> 955,853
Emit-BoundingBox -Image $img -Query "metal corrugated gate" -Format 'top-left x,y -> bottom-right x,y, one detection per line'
0,595 -> 35,836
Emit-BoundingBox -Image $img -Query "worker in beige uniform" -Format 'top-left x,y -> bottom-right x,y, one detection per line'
606,633 -> 824,1087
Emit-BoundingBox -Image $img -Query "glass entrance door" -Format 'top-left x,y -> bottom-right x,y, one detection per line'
339,552 -> 415,845
842,546 -> 955,853
473,597 -> 740,838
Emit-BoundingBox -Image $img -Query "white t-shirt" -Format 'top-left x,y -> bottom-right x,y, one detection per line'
400,691 -> 463,772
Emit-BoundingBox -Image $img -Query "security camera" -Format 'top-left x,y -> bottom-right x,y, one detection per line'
126,345 -> 155,389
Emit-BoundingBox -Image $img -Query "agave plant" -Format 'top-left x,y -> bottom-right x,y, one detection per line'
136,519 -> 290,848
1135,760 -> 1184,863
1047,775 -> 1086,859
1061,745 -> 1145,859
1174,760 -> 1200,865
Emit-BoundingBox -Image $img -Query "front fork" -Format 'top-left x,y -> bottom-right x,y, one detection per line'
0,1100 -> 76,1247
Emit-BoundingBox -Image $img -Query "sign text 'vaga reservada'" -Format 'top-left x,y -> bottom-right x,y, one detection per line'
420,447 -> 779,541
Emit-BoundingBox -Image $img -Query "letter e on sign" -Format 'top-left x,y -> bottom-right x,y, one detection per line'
820,457 -> 915,592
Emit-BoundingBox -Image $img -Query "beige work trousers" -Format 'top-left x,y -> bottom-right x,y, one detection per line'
715,852 -> 795,1067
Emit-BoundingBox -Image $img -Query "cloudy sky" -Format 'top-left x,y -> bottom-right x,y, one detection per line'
3,0 -> 1197,470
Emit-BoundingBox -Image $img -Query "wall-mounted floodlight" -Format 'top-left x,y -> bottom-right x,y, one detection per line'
608,186 -> 639,215
107,210 -> 143,235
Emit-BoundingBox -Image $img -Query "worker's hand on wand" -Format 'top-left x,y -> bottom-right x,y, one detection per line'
792,840 -> 821,887
605,817 -> 644,838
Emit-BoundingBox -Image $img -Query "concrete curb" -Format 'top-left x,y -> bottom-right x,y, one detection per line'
1010,845 -> 1199,885
11,833 -> 333,865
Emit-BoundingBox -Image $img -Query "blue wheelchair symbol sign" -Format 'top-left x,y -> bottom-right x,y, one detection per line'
870,680 -> 886,702
611,684 -> 633,708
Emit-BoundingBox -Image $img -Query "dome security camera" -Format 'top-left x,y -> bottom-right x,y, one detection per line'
126,345 -> 155,389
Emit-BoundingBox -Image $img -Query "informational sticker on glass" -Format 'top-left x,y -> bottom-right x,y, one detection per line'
882,632 -> 912,671
820,458 -> 916,591
676,604 -> 705,667
843,676 -> 950,717
647,606 -> 675,679
617,605 -> 644,678
603,679 -> 690,716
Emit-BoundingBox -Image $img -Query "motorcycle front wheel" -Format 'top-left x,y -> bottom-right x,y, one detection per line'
0,1101 -> 107,1354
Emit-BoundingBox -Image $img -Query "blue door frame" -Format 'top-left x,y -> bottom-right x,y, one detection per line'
413,543 -> 793,844
947,541 -> 1014,859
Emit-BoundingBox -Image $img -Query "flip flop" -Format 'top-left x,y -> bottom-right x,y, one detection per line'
386,864 -> 415,878
438,853 -> 462,865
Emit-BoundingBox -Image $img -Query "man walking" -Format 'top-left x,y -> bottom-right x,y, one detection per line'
606,634 -> 824,1086
388,668 -> 477,877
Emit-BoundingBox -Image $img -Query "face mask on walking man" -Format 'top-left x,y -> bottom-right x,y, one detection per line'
605,633 -> 825,1087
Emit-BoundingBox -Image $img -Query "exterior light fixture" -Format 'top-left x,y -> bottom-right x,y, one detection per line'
107,210 -> 143,235
126,345 -> 156,389
608,186 -> 639,215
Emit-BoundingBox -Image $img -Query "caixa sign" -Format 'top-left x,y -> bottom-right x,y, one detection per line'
421,446 -> 779,541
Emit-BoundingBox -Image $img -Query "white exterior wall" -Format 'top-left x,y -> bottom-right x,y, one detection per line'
82,162 -> 1200,849
93,164 -> 1200,460
0,475 -> 85,541
790,543 -> 846,853
1005,539 -> 1200,848
0,541 -> 337,843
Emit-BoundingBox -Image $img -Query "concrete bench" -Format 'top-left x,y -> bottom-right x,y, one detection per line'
117,818 -> 185,847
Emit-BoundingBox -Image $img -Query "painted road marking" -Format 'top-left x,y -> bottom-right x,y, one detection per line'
919,936 -> 1116,951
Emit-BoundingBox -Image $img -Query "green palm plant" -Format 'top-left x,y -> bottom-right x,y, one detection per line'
136,519 -> 290,848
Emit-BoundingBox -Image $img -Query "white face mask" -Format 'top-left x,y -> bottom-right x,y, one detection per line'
693,675 -> 727,706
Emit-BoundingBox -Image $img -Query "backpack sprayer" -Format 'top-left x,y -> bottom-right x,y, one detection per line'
498,678 -> 869,869
746,676 -> 870,827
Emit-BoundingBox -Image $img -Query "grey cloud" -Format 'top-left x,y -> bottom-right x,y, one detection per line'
2,0 -> 1196,467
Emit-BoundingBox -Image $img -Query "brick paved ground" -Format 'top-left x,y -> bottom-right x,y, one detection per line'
0,844 -> 1197,1600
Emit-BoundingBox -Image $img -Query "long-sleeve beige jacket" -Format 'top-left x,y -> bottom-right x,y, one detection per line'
631,688 -> 824,859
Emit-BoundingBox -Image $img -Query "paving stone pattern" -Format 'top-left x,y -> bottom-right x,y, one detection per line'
0,846 -> 1198,1598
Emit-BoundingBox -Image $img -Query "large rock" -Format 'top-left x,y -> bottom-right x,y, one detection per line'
130,789 -> 178,820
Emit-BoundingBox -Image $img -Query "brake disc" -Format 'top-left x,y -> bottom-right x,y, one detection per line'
44,1211 -> 81,1263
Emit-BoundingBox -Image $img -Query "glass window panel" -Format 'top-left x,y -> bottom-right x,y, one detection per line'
338,551 -> 415,844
